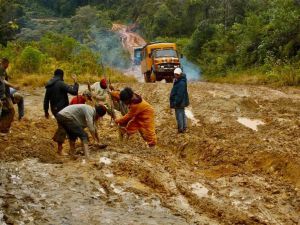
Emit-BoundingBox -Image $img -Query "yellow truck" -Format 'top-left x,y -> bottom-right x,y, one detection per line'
140,42 -> 181,83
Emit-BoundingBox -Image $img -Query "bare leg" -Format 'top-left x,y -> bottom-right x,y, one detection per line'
57,142 -> 63,155
83,142 -> 90,159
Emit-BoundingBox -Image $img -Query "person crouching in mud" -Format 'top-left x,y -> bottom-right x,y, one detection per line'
56,104 -> 107,160
114,87 -> 157,148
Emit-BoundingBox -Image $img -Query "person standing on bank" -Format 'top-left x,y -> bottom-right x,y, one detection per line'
43,69 -> 79,155
170,68 -> 189,133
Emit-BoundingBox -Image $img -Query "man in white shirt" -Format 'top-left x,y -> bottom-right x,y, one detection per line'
90,78 -> 109,105
56,104 -> 106,159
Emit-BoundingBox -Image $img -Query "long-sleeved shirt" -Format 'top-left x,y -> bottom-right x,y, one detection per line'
58,104 -> 96,134
44,76 -> 79,115
115,95 -> 154,125
170,74 -> 189,109
91,82 -> 108,104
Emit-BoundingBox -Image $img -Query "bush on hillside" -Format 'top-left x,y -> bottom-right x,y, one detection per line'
17,46 -> 44,73
39,33 -> 79,61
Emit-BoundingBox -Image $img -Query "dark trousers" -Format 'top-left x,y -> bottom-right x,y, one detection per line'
56,114 -> 88,143
175,108 -> 187,132
11,93 -> 24,120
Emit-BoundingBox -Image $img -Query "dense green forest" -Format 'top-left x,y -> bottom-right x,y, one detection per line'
0,0 -> 299,85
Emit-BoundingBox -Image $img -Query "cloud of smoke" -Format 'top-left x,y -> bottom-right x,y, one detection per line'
181,56 -> 201,81
88,27 -> 131,70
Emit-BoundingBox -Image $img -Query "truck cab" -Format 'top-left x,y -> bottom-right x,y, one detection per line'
141,42 -> 181,83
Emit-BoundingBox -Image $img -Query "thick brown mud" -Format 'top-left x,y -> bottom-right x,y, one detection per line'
0,82 -> 299,224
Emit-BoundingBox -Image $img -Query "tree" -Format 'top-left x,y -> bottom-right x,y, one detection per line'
0,0 -> 23,46
152,4 -> 177,37
71,5 -> 112,43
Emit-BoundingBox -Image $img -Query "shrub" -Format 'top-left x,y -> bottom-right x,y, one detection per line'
71,46 -> 102,75
39,32 -> 79,61
17,46 -> 44,73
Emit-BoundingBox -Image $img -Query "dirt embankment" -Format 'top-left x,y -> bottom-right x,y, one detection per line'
112,24 -> 146,59
112,24 -> 146,82
0,83 -> 300,224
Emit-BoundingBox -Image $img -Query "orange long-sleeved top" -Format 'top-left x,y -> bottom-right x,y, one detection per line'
115,99 -> 154,125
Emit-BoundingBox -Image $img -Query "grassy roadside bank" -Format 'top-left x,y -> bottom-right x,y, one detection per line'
203,66 -> 300,87
9,67 -> 136,88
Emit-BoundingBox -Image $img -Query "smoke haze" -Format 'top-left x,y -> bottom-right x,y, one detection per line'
181,57 -> 201,81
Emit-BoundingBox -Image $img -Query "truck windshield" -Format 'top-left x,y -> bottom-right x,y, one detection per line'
134,48 -> 142,65
153,49 -> 177,58
134,49 -> 142,58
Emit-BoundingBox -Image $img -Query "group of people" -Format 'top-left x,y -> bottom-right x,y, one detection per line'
0,58 -> 24,134
43,69 -> 160,159
43,67 -> 189,160
1,56 -> 190,160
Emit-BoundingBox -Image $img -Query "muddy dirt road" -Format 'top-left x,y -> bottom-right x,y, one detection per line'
112,24 -> 146,82
112,24 -> 146,58
0,82 -> 299,224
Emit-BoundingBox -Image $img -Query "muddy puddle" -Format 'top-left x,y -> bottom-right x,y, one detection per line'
237,117 -> 265,131
185,109 -> 200,126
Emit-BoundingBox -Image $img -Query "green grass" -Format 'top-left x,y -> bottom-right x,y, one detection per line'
204,65 -> 300,86
10,65 -> 137,88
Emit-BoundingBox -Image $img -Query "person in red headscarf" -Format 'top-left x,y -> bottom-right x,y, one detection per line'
90,78 -> 109,105
90,78 -> 124,118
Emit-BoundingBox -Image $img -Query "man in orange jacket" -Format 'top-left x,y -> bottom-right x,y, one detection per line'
114,87 -> 157,147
